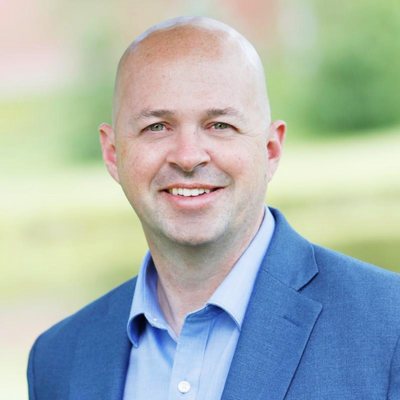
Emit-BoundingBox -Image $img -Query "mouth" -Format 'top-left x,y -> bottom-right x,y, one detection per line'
163,187 -> 220,197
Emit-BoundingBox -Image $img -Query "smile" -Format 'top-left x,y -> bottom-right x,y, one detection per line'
168,188 -> 213,197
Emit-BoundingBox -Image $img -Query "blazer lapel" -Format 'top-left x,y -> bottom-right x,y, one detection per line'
70,278 -> 137,400
222,208 -> 323,400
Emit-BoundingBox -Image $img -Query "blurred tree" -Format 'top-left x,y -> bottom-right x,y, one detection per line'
65,21 -> 116,163
63,85 -> 113,163
308,0 -> 400,132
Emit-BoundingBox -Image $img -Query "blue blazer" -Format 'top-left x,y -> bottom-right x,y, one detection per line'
28,208 -> 400,399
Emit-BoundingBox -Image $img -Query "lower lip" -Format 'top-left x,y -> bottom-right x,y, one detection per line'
160,189 -> 224,210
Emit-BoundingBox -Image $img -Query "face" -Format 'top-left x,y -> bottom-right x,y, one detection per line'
100,31 -> 285,248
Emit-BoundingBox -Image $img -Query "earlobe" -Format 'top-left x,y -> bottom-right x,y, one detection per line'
266,120 -> 286,181
99,123 -> 120,184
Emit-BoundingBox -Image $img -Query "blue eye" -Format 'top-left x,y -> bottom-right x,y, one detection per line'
213,123 -> 229,130
149,123 -> 165,132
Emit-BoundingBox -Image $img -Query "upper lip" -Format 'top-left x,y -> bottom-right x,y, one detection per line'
162,183 -> 222,191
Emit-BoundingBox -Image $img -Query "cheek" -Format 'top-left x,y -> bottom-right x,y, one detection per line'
218,143 -> 268,184
116,142 -> 164,191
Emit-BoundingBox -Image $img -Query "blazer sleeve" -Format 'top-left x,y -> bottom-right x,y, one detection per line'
388,334 -> 400,399
27,338 -> 38,400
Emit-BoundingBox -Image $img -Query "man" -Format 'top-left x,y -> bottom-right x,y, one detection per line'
28,16 -> 400,399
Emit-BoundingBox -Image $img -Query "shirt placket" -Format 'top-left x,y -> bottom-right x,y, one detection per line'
167,313 -> 213,400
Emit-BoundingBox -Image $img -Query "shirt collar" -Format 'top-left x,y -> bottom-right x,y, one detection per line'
127,254 -> 169,347
127,206 -> 275,346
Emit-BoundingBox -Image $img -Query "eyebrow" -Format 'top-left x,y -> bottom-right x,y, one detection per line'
205,107 -> 244,119
132,109 -> 176,121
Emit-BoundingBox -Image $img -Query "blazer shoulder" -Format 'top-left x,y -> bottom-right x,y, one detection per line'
313,243 -> 400,283
28,277 -> 137,398
34,277 -> 137,346
311,244 -> 400,308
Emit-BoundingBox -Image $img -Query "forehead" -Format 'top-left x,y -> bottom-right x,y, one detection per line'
122,62 -> 254,121
117,27 -> 256,110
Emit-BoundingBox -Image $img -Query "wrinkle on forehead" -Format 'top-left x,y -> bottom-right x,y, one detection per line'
113,17 -> 270,127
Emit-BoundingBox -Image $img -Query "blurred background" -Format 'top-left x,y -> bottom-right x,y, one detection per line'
1,0 -> 399,398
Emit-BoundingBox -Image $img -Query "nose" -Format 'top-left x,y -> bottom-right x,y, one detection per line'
166,130 -> 211,172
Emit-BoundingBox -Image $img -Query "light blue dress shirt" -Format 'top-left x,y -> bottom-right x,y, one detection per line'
123,206 -> 275,400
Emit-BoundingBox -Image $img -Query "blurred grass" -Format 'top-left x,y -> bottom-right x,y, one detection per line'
0,167 -> 146,302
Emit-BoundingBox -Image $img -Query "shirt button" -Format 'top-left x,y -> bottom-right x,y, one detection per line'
178,381 -> 191,393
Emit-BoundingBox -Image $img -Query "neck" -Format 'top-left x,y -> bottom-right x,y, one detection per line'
146,208 -> 265,336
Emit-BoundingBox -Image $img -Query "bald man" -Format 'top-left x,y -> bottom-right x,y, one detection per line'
28,17 -> 400,400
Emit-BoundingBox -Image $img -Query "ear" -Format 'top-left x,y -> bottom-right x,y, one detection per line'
99,123 -> 120,183
266,120 -> 286,182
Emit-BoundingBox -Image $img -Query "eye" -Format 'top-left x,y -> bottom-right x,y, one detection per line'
212,122 -> 229,130
148,123 -> 165,132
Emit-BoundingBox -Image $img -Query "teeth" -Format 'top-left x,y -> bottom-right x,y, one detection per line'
168,188 -> 213,197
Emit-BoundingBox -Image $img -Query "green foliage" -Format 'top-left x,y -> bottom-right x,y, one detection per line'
64,85 -> 114,163
307,0 -> 400,132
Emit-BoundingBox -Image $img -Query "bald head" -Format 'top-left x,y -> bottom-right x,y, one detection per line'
112,16 -> 270,127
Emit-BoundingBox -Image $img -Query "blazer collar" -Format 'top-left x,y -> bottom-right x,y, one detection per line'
69,278 -> 137,400
222,207 -> 322,400
262,208 -> 319,291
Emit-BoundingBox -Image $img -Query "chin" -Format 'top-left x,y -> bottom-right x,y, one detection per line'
170,236 -> 217,248
162,225 -> 227,248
